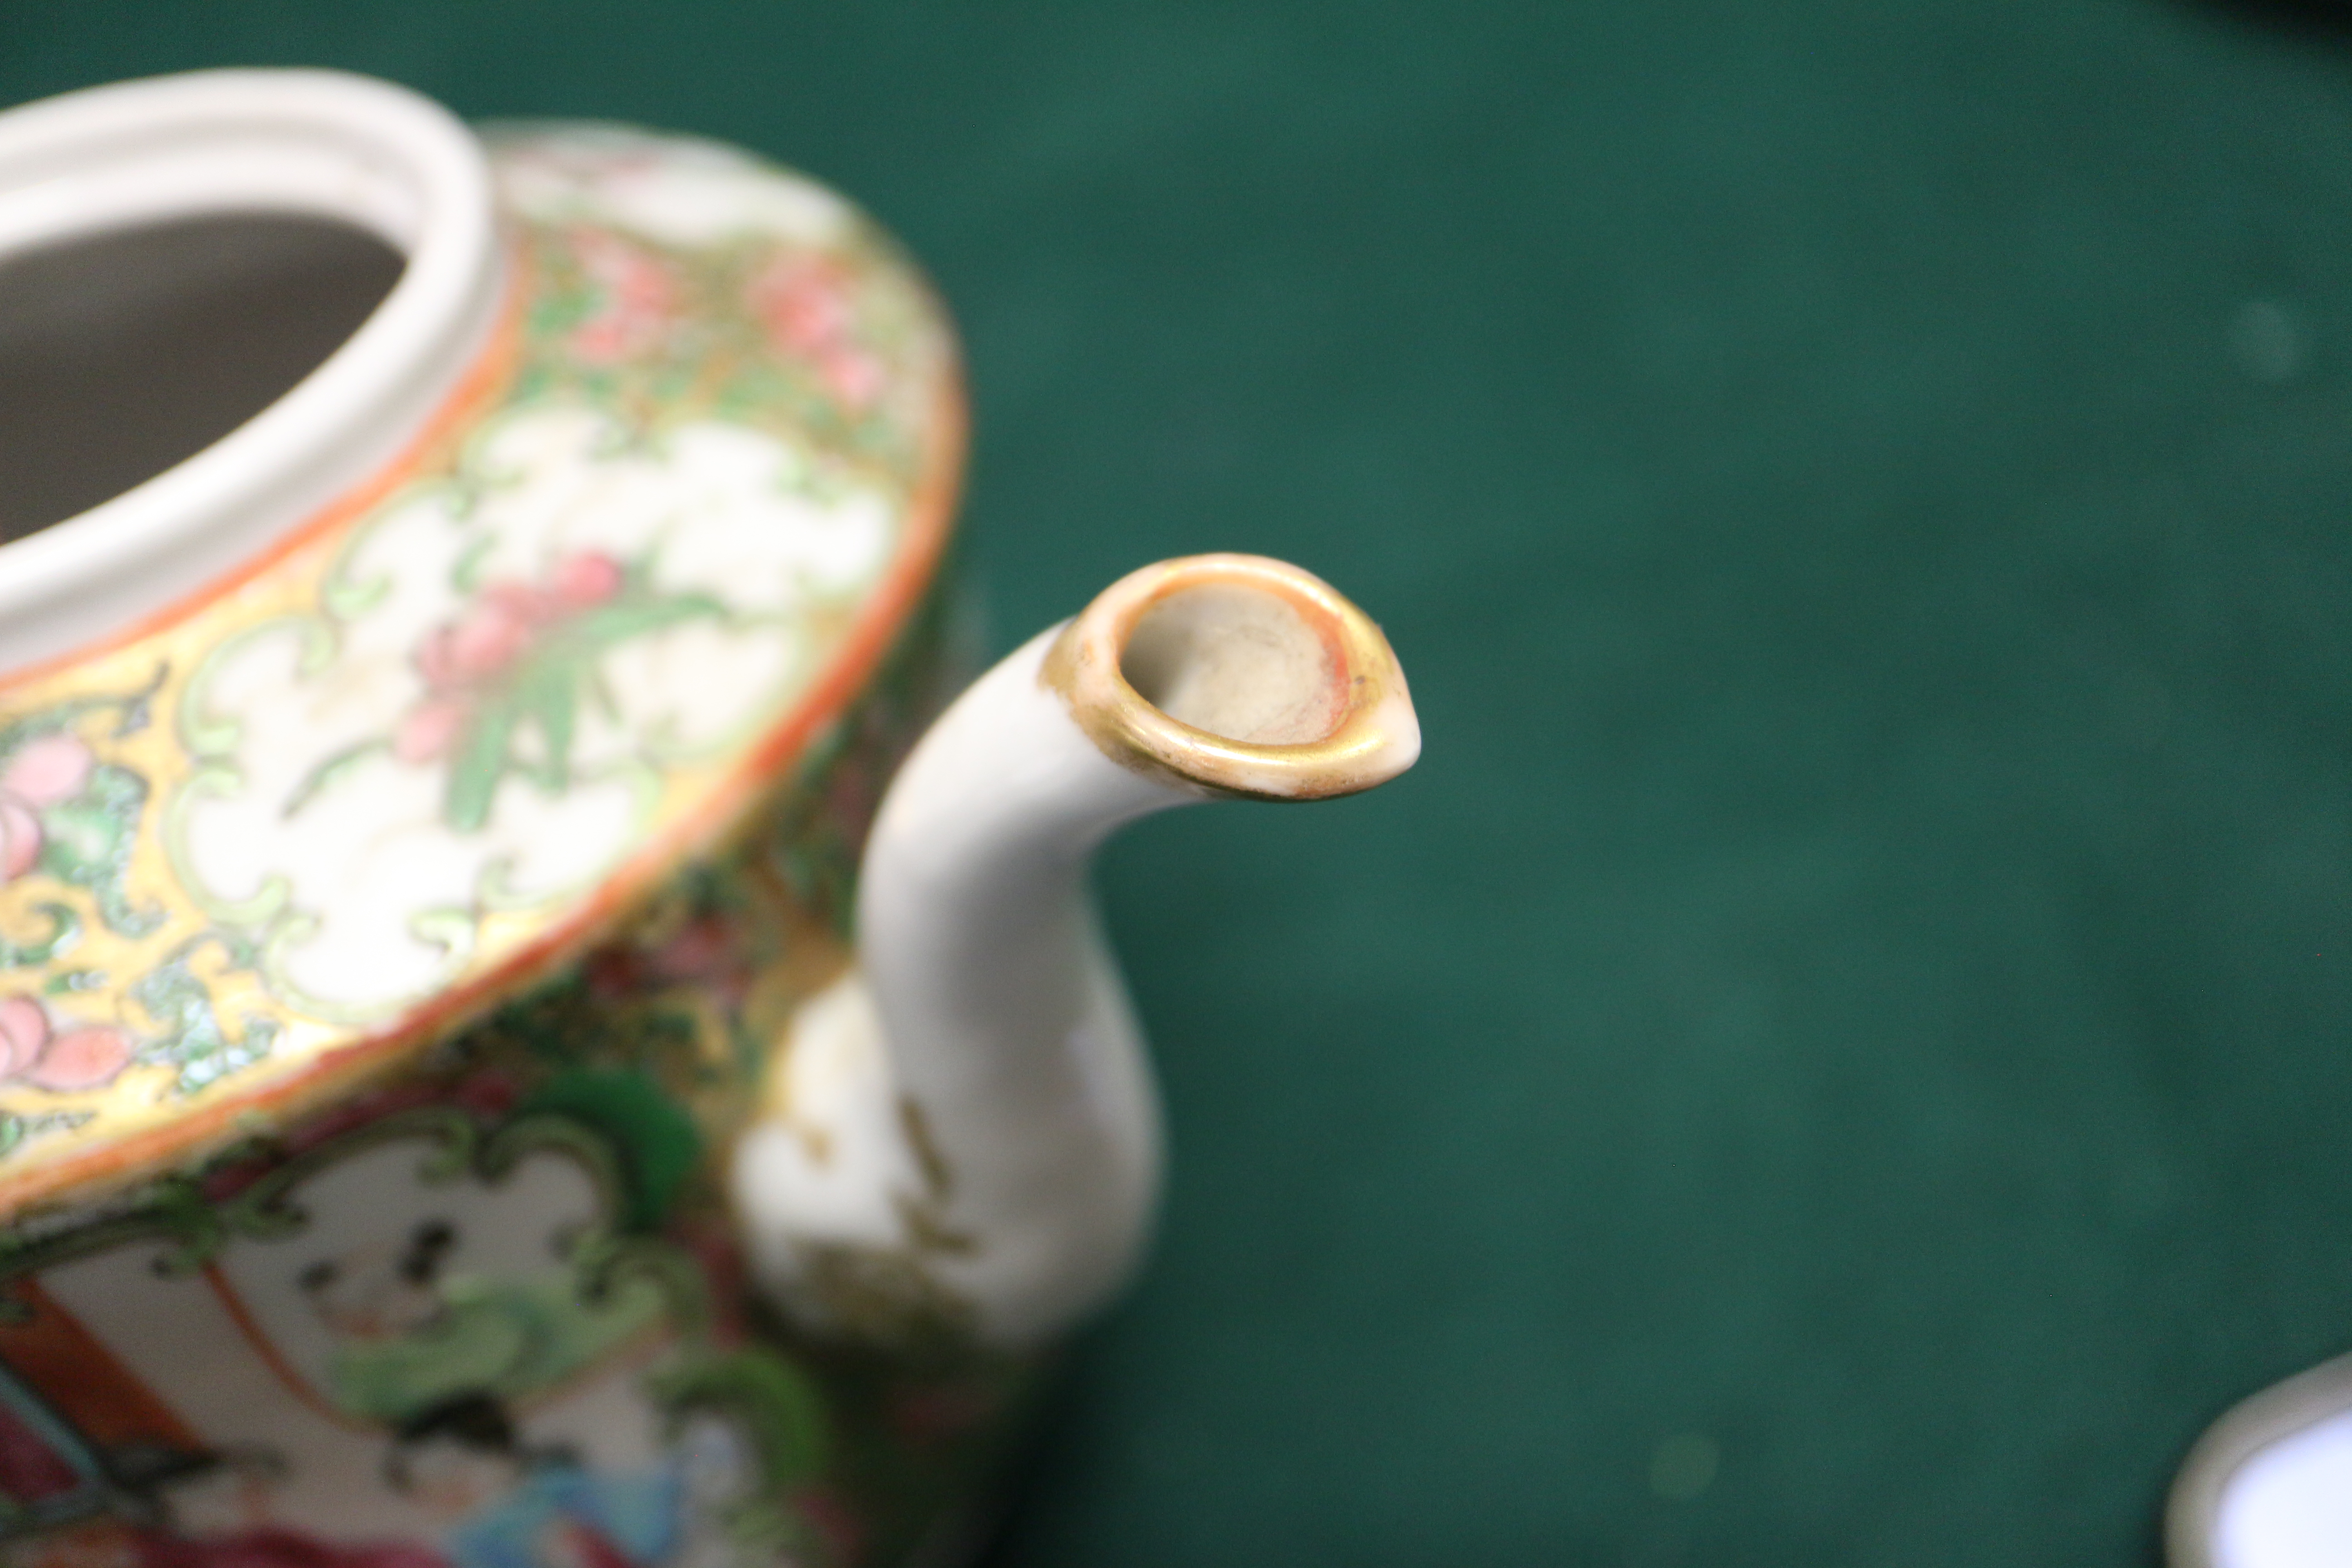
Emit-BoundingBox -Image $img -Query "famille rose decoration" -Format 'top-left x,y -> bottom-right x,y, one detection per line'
0,68 -> 1417,1568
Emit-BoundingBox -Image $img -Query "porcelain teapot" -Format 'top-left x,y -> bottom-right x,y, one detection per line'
0,69 -> 1416,1568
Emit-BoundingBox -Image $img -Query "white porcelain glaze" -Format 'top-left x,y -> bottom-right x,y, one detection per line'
737,556 -> 1419,1348
735,626 -> 1170,1348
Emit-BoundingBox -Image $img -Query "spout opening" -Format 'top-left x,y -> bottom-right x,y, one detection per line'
1120,581 -> 1345,746
1044,554 -> 1420,801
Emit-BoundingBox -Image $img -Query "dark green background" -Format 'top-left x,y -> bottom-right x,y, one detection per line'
8,1 -> 2352,1561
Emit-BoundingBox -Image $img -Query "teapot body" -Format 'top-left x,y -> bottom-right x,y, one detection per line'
0,764 -> 1029,1560
0,105 -> 1020,1566
0,645 -> 1024,1567
0,72 -> 1421,1568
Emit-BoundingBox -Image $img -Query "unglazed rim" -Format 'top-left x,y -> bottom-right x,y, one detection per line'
0,69 -> 505,673
2165,1350 -> 2352,1568
1041,553 -> 1419,801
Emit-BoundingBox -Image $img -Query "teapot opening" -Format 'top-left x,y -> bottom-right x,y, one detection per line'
0,69 -> 501,675
1120,581 -> 1344,745
0,214 -> 405,544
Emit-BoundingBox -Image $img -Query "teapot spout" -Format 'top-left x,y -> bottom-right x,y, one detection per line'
733,555 -> 1418,1347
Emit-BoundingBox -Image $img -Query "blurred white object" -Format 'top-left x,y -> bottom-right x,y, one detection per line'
2172,1355 -> 2352,1568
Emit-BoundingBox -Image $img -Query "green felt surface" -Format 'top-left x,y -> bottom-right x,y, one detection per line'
8,1 -> 2352,1561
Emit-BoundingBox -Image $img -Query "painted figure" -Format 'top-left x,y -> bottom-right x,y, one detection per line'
387,1399 -> 672,1568
300,1224 -> 661,1426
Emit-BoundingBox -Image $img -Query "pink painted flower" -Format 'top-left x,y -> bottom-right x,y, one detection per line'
818,345 -> 886,412
550,549 -> 625,611
396,552 -> 628,765
0,994 -> 134,1093
392,699 -> 471,767
425,585 -> 540,687
0,733 -> 93,884
761,267 -> 851,351
750,255 -> 887,412
567,230 -> 677,364
646,915 -> 751,995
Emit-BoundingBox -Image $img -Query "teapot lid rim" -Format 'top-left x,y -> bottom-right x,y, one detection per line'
0,68 -> 505,672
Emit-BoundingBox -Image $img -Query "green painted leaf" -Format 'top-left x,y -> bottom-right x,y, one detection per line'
37,800 -> 126,880
519,1068 -> 703,1231
551,590 -> 730,656
420,585 -> 732,832
444,701 -> 519,834
648,1346 -> 829,1491
0,904 -> 78,970
130,956 -> 281,1093
512,659 -> 579,794
281,738 -> 388,820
